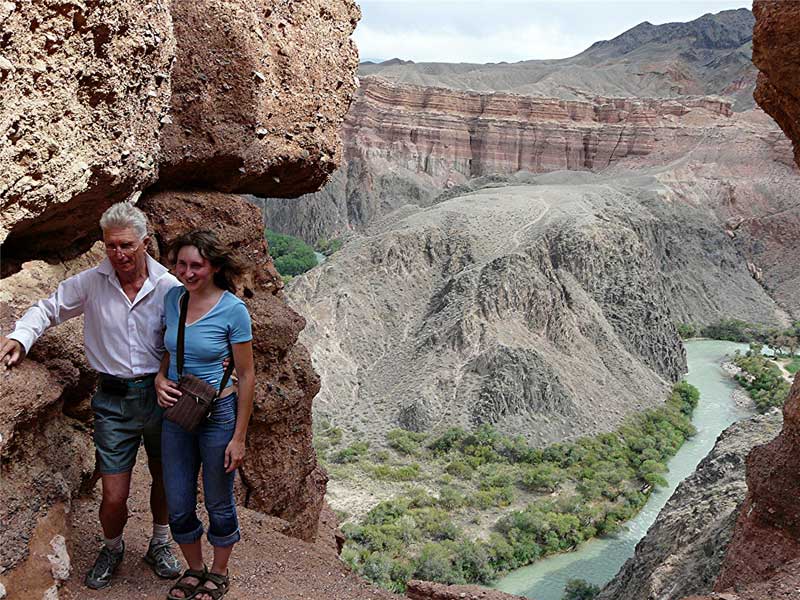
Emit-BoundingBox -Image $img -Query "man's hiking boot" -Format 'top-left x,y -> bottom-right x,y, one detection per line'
84,541 -> 125,589
144,540 -> 182,579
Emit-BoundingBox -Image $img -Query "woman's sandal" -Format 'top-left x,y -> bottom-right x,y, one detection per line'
194,570 -> 230,600
167,566 -> 207,600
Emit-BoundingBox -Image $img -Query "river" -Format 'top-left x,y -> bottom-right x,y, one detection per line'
494,340 -> 752,600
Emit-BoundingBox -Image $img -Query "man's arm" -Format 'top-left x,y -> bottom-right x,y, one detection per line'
1,271 -> 89,367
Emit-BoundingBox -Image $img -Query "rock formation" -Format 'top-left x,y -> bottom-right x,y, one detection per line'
712,375 -> 800,593
405,580 -> 526,600
598,410 -> 783,600
287,170 -> 789,450
752,0 -> 800,169
262,80 -> 800,319
0,0 -> 362,596
1,0 -> 359,270
0,0 -> 174,271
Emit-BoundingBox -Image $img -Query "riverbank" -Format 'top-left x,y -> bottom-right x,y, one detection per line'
494,340 -> 753,600
321,382 -> 702,592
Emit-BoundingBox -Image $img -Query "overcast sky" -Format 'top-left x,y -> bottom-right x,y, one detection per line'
354,0 -> 753,64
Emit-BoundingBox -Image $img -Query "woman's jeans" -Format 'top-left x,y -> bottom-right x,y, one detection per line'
161,393 -> 241,548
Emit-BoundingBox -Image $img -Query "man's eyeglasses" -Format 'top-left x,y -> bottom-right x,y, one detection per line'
105,241 -> 141,256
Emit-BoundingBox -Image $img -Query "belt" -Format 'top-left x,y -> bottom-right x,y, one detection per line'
99,373 -> 157,389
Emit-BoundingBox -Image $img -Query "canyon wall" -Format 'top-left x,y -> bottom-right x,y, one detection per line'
266,77 -> 800,321
598,410 -> 783,600
286,172 -> 786,451
752,0 -> 800,169
0,0 -> 361,597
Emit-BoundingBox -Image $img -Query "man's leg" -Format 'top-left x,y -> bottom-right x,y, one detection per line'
99,471 -> 133,539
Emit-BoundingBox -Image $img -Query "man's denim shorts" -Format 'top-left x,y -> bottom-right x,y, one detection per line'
92,375 -> 164,475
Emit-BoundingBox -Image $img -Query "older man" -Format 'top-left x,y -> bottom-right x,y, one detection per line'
1,202 -> 182,589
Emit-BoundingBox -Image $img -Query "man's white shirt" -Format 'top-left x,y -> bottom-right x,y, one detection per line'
8,254 -> 180,378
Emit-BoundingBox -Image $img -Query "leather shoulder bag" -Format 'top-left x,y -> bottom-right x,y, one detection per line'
164,292 -> 235,432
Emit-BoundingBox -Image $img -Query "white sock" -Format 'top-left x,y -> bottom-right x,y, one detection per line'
104,534 -> 123,553
151,523 -> 171,545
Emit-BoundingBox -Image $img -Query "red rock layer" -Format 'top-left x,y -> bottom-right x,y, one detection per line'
712,374 -> 800,592
752,1 -> 800,168
344,76 -> 733,185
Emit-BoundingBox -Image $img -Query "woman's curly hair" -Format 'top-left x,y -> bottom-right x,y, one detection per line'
167,229 -> 249,292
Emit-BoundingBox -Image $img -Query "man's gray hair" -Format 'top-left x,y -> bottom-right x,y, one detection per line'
99,202 -> 149,239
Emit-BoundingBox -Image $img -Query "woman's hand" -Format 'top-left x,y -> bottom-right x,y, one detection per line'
224,438 -> 246,473
155,372 -> 182,408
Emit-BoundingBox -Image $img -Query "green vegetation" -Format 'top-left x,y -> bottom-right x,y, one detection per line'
562,579 -> 601,600
265,229 -> 318,278
787,357 -> 800,375
326,382 -> 701,592
733,344 -> 791,412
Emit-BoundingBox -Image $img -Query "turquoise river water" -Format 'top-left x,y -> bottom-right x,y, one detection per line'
494,340 -> 751,600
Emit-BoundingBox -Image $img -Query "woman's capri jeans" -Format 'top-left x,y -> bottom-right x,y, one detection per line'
161,393 -> 241,547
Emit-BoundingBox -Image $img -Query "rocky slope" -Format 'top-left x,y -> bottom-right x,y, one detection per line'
597,409 -> 783,600
262,79 -> 800,319
0,0 -> 366,597
360,9 -> 757,110
286,170 -> 788,448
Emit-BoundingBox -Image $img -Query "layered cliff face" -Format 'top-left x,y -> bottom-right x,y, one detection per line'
752,1 -> 800,169
0,0 -> 361,597
265,78 -> 800,319
597,410 -> 783,600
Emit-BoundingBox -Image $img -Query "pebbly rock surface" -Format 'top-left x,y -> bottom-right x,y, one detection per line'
597,409 -> 783,600
712,374 -> 800,593
1,0 -> 360,271
0,0 -> 174,270
752,0 -> 800,169
159,0 -> 360,197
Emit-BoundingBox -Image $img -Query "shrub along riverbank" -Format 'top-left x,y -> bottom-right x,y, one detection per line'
317,382 -> 700,592
733,344 -> 791,412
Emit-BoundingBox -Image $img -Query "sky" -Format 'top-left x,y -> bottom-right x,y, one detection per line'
354,0 -> 753,64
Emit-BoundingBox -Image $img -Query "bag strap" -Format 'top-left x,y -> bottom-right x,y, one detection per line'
177,291 -> 236,396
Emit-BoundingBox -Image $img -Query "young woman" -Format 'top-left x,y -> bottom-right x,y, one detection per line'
155,230 -> 255,600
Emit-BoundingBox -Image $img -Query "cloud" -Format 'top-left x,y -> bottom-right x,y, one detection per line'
354,22 -> 585,63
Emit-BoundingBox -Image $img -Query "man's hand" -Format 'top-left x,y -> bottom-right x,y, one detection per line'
0,337 -> 25,369
155,373 -> 182,408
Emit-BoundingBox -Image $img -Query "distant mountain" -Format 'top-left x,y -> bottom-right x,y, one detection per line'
360,8 -> 757,110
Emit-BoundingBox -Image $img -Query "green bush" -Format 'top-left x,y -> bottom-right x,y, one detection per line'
676,323 -> 697,339
445,459 -> 474,480
734,345 -> 791,412
387,428 -> 428,455
331,441 -> 369,464
265,229 -> 318,277
364,463 -> 421,481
